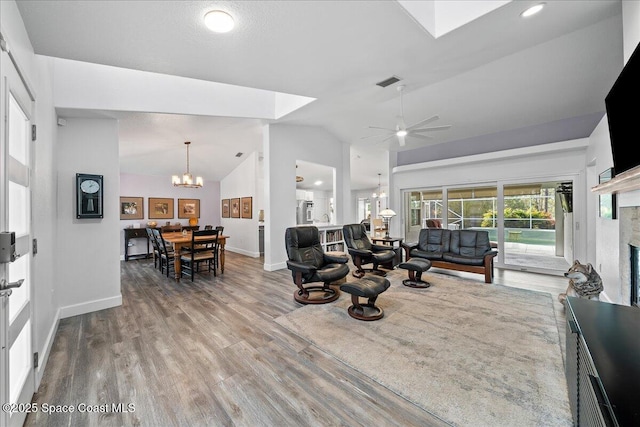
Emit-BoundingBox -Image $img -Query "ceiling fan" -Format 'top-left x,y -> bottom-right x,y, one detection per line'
362,85 -> 451,147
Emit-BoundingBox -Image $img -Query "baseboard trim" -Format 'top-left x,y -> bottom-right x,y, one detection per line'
35,308 -> 60,388
225,247 -> 260,258
59,294 -> 123,319
264,261 -> 287,271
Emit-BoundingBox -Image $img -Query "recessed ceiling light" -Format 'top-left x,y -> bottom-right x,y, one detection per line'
521,3 -> 545,18
204,10 -> 235,33
314,180 -> 323,186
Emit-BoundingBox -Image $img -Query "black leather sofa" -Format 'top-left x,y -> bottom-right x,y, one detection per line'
402,229 -> 498,283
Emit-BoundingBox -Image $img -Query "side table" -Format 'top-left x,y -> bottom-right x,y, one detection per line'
371,237 -> 403,268
124,228 -> 150,261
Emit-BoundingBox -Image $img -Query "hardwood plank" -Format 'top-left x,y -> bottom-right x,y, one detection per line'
26,252 -> 569,426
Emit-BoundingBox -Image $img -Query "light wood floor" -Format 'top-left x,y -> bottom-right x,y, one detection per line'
25,253 -> 569,427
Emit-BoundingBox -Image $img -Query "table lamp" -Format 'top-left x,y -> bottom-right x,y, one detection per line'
379,209 -> 397,239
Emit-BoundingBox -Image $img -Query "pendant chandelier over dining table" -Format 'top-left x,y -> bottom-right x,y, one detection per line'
172,141 -> 203,188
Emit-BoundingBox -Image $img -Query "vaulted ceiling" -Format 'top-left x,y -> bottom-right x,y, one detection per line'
16,0 -> 623,190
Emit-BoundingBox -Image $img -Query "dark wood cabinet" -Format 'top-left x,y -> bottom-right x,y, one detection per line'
124,228 -> 150,261
565,297 -> 640,426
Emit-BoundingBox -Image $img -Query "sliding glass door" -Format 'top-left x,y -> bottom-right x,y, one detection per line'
501,182 -> 571,272
403,180 -> 573,275
404,190 -> 442,243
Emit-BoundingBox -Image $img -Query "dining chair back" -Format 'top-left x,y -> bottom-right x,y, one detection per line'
214,226 -> 224,269
146,227 -> 161,269
180,229 -> 220,281
372,218 -> 384,237
152,228 -> 175,277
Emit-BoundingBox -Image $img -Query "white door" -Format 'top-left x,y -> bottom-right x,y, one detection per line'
1,47 -> 35,427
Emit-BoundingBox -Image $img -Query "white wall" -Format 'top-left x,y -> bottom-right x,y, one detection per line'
588,0 -> 640,304
622,1 -> 640,64
48,56 -> 314,120
392,140 -> 589,265
587,118 -> 620,301
55,118 -> 121,318
263,124 -> 350,271
119,173 -> 220,258
220,151 -> 260,257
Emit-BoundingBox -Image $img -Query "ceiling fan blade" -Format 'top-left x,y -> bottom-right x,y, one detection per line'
408,133 -> 434,140
368,126 -> 396,132
411,125 -> 452,133
381,134 -> 397,143
360,133 -> 393,140
407,115 -> 439,130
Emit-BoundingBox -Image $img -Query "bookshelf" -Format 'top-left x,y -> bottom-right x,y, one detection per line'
317,225 -> 345,252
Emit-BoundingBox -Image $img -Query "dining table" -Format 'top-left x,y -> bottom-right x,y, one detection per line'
162,231 -> 230,281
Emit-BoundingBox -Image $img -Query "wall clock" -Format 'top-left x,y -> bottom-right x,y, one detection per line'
76,173 -> 103,219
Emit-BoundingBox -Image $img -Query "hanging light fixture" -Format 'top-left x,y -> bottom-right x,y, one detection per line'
372,173 -> 386,198
172,141 -> 203,188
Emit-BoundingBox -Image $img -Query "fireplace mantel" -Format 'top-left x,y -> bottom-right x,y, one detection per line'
592,165 -> 640,194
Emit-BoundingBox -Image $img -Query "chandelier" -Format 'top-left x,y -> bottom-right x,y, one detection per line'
172,141 -> 203,188
372,173 -> 386,198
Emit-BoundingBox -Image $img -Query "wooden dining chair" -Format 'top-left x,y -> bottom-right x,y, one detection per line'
372,218 -> 384,237
214,226 -> 224,269
146,227 -> 161,269
152,228 -> 175,277
180,229 -> 220,281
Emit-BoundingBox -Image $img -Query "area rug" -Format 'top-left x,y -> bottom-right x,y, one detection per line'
275,272 -> 572,427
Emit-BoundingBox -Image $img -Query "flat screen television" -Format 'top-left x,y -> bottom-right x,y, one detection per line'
605,41 -> 640,176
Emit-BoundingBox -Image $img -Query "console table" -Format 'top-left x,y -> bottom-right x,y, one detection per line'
124,228 -> 150,261
565,297 -> 640,426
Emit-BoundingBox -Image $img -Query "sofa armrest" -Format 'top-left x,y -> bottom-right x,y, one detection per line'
484,250 -> 498,259
402,242 -> 418,259
286,260 -> 317,274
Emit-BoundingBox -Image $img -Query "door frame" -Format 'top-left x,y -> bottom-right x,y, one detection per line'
1,41 -> 36,427
495,176 -> 576,275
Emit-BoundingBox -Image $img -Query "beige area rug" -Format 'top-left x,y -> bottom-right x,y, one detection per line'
275,272 -> 572,427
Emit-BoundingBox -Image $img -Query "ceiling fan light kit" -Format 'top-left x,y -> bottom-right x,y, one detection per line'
364,84 -> 451,147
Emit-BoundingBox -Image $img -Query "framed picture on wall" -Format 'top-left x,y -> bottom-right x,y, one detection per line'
222,199 -> 230,218
148,197 -> 174,219
178,198 -> 200,218
241,196 -> 252,219
599,168 -> 617,220
120,196 -> 144,220
231,198 -> 240,218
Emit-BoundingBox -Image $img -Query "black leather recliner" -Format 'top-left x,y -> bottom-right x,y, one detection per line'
285,226 -> 350,304
342,223 -> 395,278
